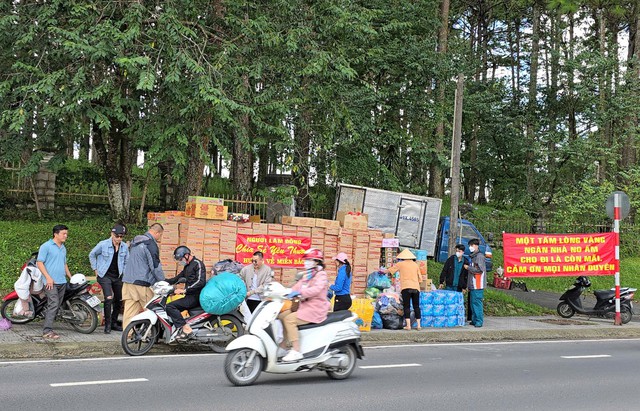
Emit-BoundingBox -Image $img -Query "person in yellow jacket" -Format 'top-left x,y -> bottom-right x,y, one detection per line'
388,249 -> 423,330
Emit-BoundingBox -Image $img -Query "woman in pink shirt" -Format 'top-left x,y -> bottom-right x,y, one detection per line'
278,248 -> 330,362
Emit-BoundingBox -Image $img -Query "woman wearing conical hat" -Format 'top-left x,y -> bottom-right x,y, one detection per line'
387,249 -> 423,330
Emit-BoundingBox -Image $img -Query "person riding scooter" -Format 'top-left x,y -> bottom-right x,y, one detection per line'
166,246 -> 206,340
278,248 -> 330,362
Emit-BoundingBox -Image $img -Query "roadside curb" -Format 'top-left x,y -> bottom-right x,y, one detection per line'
3,324 -> 640,360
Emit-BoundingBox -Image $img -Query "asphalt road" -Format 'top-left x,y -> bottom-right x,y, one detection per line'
1,339 -> 638,411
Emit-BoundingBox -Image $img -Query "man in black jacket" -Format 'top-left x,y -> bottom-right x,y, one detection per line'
438,244 -> 469,292
166,246 -> 207,339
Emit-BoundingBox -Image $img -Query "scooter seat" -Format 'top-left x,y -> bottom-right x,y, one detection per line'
188,307 -> 205,316
298,310 -> 353,330
594,290 -> 616,300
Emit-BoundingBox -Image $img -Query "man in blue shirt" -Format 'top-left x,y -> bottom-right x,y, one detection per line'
37,224 -> 73,340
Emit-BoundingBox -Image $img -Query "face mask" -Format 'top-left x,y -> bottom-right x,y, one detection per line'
469,246 -> 476,253
304,260 -> 316,270
456,251 -> 463,258
178,260 -> 187,267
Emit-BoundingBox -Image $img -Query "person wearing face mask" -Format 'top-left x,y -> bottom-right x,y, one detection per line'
466,239 -> 487,327
165,246 -> 207,340
438,244 -> 469,292
278,248 -> 330,362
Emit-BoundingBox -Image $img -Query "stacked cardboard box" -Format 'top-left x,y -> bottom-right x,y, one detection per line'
148,211 -> 389,296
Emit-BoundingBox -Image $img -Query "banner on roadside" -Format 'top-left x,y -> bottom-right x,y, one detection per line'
503,233 -> 616,277
235,234 -> 311,268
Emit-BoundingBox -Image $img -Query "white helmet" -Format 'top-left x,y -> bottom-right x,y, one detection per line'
70,273 -> 87,286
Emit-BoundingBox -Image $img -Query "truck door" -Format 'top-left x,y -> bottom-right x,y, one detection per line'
396,198 -> 426,249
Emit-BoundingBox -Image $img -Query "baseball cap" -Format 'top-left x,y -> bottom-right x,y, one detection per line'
111,224 -> 127,235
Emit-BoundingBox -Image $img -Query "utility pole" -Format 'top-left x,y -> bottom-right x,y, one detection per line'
448,74 -> 464,255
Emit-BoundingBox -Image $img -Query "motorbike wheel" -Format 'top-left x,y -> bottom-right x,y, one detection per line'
122,320 -> 157,356
557,302 -> 575,318
68,299 -> 98,334
224,348 -> 263,386
621,306 -> 633,324
207,315 -> 245,353
1,299 -> 36,324
326,344 -> 358,380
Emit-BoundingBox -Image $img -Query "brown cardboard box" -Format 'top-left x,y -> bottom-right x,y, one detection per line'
281,216 -> 316,227
188,196 -> 225,205
423,278 -> 433,291
314,218 -> 341,230
193,204 -> 228,220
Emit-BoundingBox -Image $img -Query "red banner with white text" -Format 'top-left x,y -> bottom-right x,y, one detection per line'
503,233 -> 616,277
235,234 -> 311,268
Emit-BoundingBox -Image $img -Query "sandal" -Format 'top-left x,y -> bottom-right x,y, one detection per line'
176,330 -> 193,340
42,331 -> 60,340
402,326 -> 411,331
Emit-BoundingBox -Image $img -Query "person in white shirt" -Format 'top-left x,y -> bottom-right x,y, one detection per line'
239,251 -> 273,312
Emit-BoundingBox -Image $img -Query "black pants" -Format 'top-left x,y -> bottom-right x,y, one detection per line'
333,294 -> 352,311
246,299 -> 261,313
98,275 -> 122,327
401,288 -> 421,320
466,291 -> 473,321
166,294 -> 199,328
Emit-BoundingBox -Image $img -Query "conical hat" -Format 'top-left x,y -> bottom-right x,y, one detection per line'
396,249 -> 416,260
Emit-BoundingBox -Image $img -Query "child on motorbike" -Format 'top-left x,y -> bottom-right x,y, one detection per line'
277,248 -> 330,362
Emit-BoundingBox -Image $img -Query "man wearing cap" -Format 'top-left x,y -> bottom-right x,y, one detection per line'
89,224 -> 129,333
330,252 -> 352,311
388,249 -> 423,330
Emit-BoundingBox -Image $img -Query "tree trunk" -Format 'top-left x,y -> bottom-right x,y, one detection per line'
293,108 -> 312,214
429,0 -> 450,198
525,1 -> 541,203
231,74 -> 254,197
92,122 -> 134,222
597,8 -> 611,182
175,118 -> 212,210
621,3 -> 640,170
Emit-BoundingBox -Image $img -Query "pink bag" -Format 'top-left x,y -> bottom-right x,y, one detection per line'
0,318 -> 12,331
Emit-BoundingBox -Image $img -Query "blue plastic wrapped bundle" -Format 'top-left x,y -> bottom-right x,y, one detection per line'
453,292 -> 464,305
433,316 -> 447,327
420,304 -> 434,316
446,316 -> 460,327
432,304 -> 445,316
367,271 -> 392,290
444,304 -> 459,317
456,315 -> 466,326
371,312 -> 383,329
199,272 -> 247,315
419,291 -> 433,305
431,291 -> 446,305
456,306 -> 465,317
421,316 -> 435,328
443,291 -> 459,305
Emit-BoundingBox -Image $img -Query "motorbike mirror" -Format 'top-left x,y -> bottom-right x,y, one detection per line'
177,278 -> 187,284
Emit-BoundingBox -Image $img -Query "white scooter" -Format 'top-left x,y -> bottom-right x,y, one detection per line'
223,282 -> 364,386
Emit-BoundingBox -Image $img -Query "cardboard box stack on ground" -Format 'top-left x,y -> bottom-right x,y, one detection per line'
147,209 -> 386,297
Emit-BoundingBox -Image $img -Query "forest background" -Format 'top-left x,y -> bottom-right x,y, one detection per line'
2,1 -> 640,305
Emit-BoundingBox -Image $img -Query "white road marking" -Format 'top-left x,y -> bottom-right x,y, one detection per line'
360,363 -> 421,369
0,352 -> 223,366
51,378 -> 148,387
561,355 -> 611,359
365,338 -> 640,350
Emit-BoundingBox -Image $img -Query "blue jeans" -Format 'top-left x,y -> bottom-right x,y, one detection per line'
470,289 -> 484,326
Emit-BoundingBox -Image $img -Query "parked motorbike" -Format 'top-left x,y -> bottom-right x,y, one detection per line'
557,276 -> 636,324
1,254 -> 100,333
121,279 -> 245,356
223,282 -> 364,386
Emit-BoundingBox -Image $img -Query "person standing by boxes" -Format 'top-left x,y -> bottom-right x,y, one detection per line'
329,252 -> 352,311
466,239 -> 486,327
438,244 -> 469,292
239,251 -> 274,312
121,224 -> 165,328
387,249 -> 422,331
89,223 -> 129,333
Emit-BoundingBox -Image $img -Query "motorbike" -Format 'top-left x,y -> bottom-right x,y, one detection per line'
557,276 -> 636,324
1,253 -> 100,333
223,282 -> 364,386
121,279 -> 245,356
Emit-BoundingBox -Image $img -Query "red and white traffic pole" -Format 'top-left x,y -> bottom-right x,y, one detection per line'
614,192 -> 622,325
